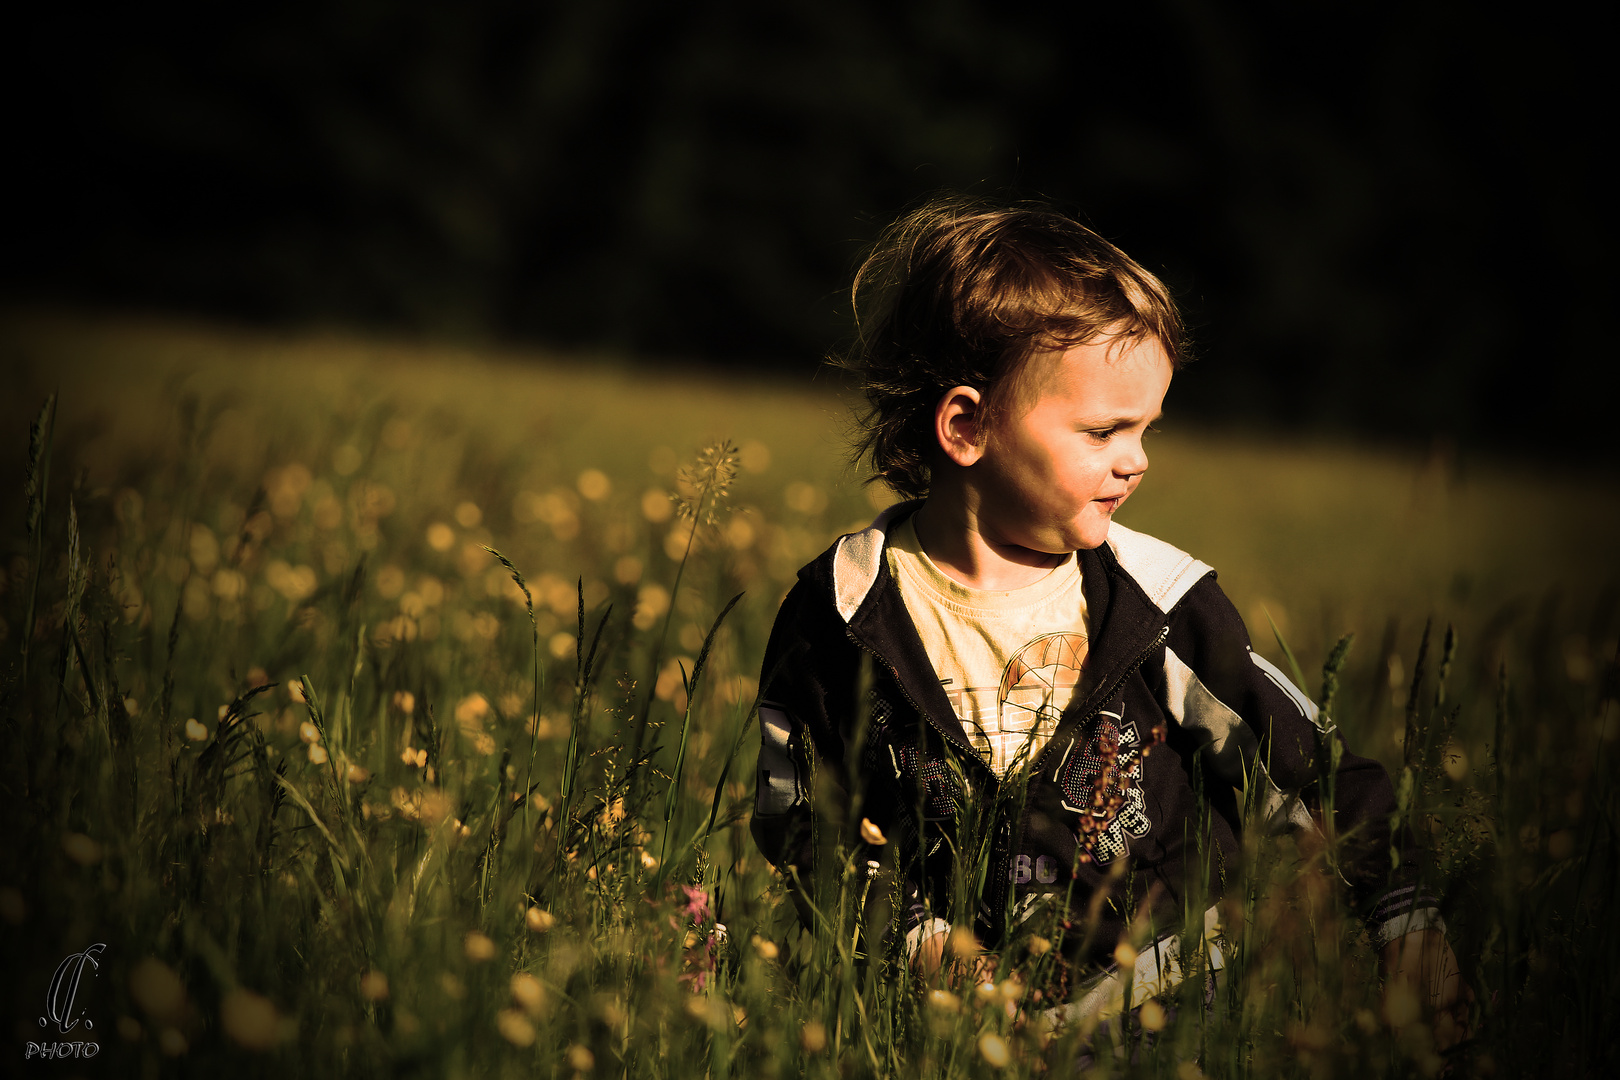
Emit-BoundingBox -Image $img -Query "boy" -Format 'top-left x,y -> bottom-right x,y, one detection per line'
750,198 -> 1466,1032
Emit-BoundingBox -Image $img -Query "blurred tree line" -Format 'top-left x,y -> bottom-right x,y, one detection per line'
4,0 -> 1609,455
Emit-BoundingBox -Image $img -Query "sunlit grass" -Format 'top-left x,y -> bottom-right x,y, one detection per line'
0,310 -> 1615,1076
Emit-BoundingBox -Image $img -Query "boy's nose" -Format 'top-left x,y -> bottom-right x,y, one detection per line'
1116,442 -> 1149,479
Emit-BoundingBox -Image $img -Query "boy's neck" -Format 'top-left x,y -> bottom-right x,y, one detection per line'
910,492 -> 1069,592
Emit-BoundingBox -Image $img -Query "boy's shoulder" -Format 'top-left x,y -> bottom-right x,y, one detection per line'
1101,521 -> 1214,615
783,500 -> 917,624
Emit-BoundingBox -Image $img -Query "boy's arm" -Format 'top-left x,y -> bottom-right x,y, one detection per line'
749,583 -> 824,926
749,580 -> 939,954
749,581 -> 885,931
1160,577 -> 1441,946
1163,580 -> 1471,1036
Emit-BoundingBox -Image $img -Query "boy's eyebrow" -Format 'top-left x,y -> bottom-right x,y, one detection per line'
1078,409 -> 1165,427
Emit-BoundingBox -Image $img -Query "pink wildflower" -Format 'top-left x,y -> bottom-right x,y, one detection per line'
680,885 -> 712,923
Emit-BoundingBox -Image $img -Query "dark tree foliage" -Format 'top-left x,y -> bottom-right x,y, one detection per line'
3,0 -> 1609,454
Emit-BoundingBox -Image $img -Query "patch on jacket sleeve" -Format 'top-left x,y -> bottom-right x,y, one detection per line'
1163,646 -> 1250,784
757,703 -> 805,816
1052,702 -> 1162,864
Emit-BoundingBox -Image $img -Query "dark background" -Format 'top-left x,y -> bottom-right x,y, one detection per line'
4,0 -> 1609,457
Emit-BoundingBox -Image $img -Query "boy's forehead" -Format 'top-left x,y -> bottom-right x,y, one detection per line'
1019,334 -> 1170,405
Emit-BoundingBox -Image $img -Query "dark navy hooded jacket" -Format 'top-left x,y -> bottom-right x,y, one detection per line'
750,502 -> 1437,980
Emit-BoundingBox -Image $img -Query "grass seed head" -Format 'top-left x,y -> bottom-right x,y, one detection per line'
464,931 -> 496,962
510,972 -> 546,1016
641,488 -> 674,523
978,1032 -> 1011,1068
578,469 -> 612,501
359,972 -> 388,1001
1288,1018 -> 1331,1051
674,441 -> 739,525
685,996 -> 728,1028
130,958 -> 186,1022
220,988 -> 280,1051
526,906 -> 557,932
455,693 -> 490,727
62,833 -> 103,866
496,1008 -> 536,1047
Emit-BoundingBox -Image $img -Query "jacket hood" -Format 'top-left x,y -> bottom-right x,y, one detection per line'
818,500 -> 1214,623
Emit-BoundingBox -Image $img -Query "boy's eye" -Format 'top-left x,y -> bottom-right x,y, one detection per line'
1085,428 -> 1117,442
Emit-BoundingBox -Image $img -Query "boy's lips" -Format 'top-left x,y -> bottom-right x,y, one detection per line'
1096,492 -> 1128,513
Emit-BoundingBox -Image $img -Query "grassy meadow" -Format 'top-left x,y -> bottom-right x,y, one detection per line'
1,310 -> 1616,1077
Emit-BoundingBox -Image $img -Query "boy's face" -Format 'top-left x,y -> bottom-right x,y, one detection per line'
974,335 -> 1171,554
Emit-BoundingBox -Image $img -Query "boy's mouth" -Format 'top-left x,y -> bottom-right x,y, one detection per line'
1097,495 -> 1124,514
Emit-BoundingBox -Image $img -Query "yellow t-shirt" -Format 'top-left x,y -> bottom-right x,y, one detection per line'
886,514 -> 1090,779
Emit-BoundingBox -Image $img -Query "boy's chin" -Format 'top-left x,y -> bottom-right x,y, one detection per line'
1067,517 -> 1114,551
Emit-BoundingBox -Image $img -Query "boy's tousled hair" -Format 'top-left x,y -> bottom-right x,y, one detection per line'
840,196 -> 1186,499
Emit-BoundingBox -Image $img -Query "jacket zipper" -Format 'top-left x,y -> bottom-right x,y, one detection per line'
1036,623 -> 1171,778
1001,623 -> 1171,917
843,626 -> 991,779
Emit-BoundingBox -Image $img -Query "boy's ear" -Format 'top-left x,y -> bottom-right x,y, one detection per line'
934,386 -> 988,467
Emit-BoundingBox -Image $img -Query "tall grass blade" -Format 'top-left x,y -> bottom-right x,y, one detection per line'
657,591 -> 742,883
19,394 -> 55,684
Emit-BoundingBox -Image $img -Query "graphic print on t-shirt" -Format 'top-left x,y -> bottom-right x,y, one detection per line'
948,632 -> 1088,777
1054,706 -> 1159,864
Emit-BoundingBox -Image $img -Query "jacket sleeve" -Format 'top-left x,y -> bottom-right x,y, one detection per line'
748,580 -> 933,951
750,579 -> 890,935
1161,576 -> 1441,947
749,581 -> 822,923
